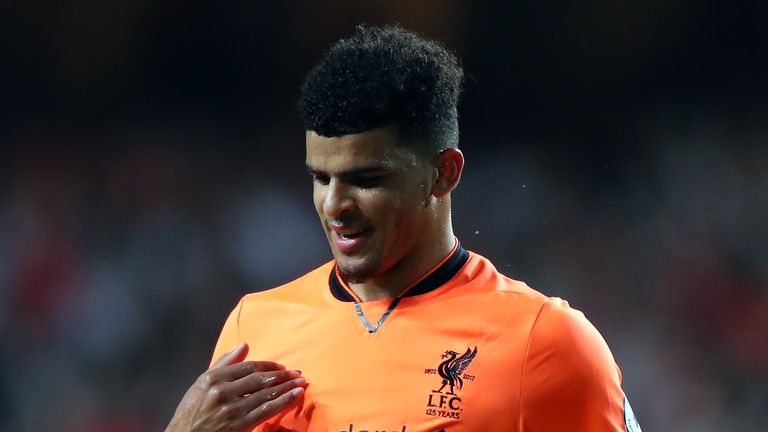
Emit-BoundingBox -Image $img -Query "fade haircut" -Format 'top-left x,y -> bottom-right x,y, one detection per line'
298,24 -> 464,154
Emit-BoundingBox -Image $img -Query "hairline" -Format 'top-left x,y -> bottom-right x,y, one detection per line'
306,124 -> 454,158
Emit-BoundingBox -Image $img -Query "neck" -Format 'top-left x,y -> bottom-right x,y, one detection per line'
348,228 -> 456,302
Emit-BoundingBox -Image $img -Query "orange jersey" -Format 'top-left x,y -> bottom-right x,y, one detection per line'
212,245 -> 639,431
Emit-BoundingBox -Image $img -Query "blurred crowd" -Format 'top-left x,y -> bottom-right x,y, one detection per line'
1,115 -> 766,432
1,1 -> 766,431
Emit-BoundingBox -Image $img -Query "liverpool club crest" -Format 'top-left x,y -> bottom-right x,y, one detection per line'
433,347 -> 478,394
424,346 -> 478,420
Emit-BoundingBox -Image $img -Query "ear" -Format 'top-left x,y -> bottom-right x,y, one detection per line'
431,148 -> 464,198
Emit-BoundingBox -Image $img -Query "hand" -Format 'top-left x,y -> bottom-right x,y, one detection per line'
165,343 -> 306,432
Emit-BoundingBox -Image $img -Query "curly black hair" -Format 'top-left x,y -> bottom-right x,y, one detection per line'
298,25 -> 464,153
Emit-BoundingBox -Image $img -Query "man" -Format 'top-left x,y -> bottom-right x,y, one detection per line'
166,25 -> 641,432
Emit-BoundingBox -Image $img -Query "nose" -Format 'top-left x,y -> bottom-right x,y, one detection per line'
321,179 -> 355,218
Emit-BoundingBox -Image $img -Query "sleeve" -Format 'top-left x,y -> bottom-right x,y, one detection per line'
209,298 -> 244,368
519,298 -> 628,431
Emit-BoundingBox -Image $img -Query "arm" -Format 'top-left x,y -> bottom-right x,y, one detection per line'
519,298 -> 630,431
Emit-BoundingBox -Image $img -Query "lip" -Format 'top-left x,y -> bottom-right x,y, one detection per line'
330,227 -> 372,254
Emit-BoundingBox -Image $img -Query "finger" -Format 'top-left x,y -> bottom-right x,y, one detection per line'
210,343 -> 249,369
219,381 -> 305,430
241,385 -> 305,426
239,377 -> 307,412
226,369 -> 301,396
206,361 -> 288,385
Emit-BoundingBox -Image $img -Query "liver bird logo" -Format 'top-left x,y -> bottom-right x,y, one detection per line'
433,346 -> 478,395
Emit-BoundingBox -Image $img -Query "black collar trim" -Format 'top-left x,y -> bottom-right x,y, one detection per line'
328,245 -> 469,302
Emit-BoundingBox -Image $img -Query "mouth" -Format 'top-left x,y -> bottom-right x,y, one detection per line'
332,227 -> 371,240
328,225 -> 373,254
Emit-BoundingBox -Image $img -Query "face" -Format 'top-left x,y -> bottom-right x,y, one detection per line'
306,127 -> 438,284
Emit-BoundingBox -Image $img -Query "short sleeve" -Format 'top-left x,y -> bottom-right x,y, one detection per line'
209,298 -> 244,367
519,298 -> 627,431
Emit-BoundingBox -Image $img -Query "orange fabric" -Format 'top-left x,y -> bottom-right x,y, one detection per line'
211,251 -> 627,431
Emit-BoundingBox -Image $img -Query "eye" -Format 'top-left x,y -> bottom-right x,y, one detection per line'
352,176 -> 384,189
311,173 -> 330,185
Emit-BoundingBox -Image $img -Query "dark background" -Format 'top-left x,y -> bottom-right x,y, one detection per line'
1,1 -> 766,430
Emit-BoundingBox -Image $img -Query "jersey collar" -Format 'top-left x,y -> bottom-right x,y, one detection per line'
328,243 -> 470,302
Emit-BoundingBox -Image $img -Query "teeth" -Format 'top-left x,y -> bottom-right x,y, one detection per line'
337,228 -> 364,238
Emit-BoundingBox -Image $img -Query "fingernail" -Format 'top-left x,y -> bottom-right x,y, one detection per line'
290,387 -> 304,397
294,377 -> 306,385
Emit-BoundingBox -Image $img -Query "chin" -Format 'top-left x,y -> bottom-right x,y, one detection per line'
337,259 -> 380,284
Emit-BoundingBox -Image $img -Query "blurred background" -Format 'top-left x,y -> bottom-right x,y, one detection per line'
1,1 -> 767,430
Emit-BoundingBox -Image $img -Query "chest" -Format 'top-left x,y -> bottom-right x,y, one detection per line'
241,300 -> 532,432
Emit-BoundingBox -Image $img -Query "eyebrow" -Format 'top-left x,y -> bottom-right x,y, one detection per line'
305,164 -> 392,177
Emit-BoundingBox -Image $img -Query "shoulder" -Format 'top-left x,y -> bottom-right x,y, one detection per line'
460,250 -> 550,306
528,297 -> 618,370
464,250 -> 622,390
240,260 -> 335,307
210,261 -> 335,364
519,297 -> 626,429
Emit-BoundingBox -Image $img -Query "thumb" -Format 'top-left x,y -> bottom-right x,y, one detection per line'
210,343 -> 249,369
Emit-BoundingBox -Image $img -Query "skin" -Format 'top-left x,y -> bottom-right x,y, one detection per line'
166,126 -> 464,431
306,126 -> 464,301
165,343 -> 306,432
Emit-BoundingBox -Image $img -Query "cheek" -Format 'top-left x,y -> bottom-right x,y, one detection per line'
384,198 -> 424,233
357,193 -> 397,231
312,186 -> 324,215
364,182 -> 428,231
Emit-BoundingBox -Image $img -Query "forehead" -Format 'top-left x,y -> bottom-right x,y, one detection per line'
305,127 -> 421,173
